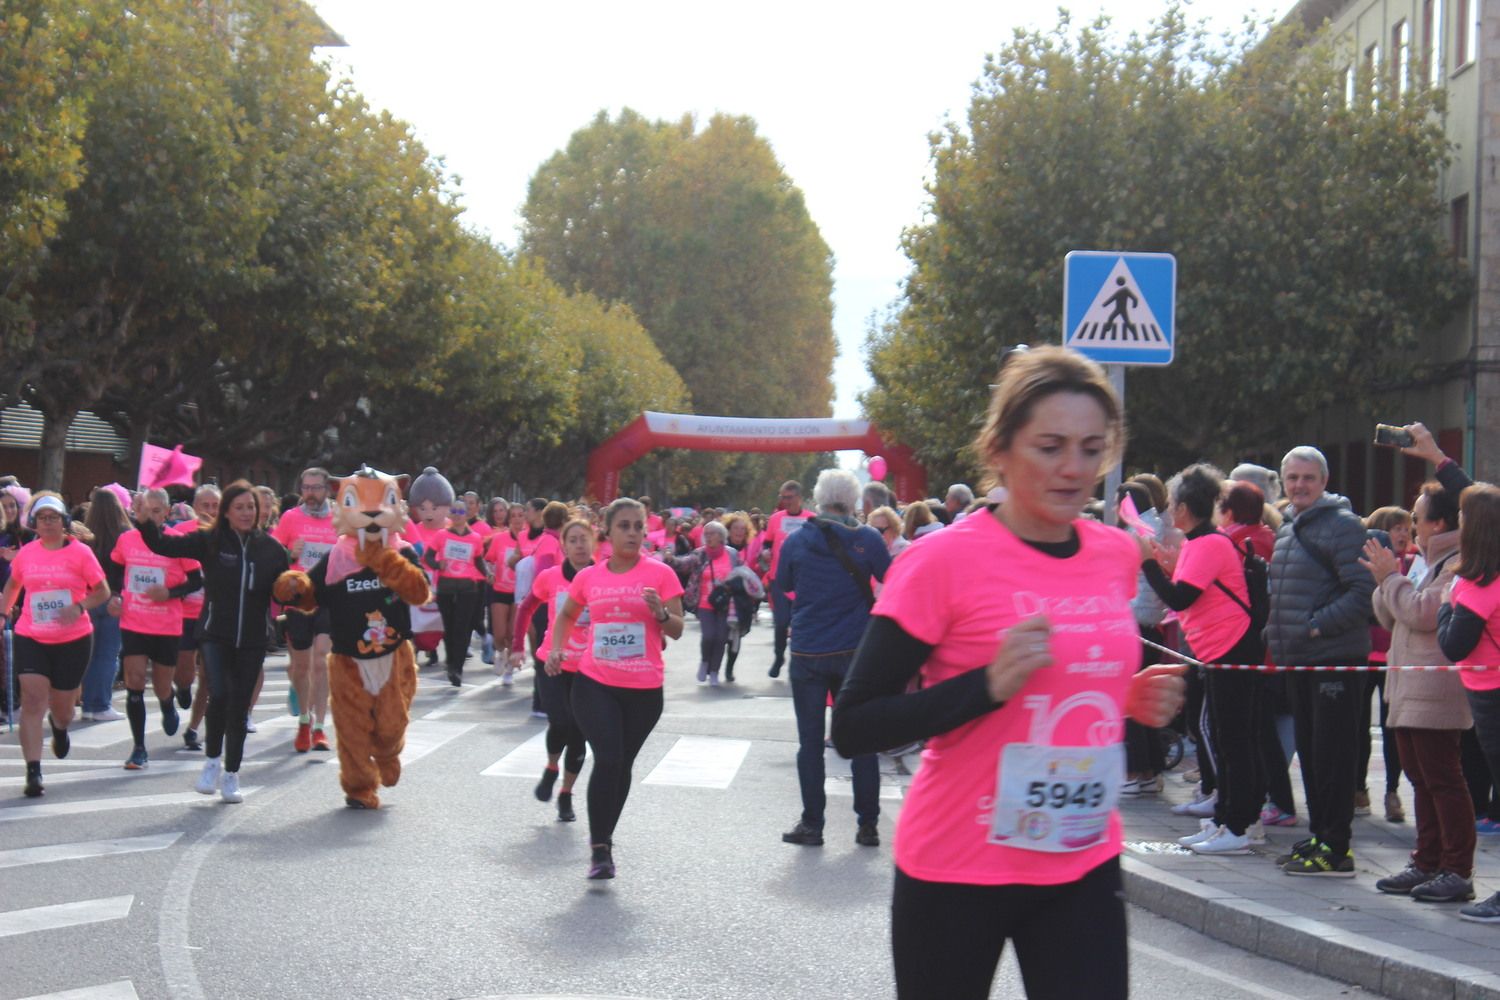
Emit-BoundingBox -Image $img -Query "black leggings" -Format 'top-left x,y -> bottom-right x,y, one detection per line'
536,660 -> 587,774
1358,671 -> 1402,795
570,673 -> 663,847
892,857 -> 1127,1000
437,585 -> 481,671
1206,633 -> 1268,835
199,640 -> 265,772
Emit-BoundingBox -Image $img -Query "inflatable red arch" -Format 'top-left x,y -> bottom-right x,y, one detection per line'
585,412 -> 928,504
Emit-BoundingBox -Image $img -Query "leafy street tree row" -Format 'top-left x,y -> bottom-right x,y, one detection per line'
863,9 -> 1471,487
3,0 -> 688,494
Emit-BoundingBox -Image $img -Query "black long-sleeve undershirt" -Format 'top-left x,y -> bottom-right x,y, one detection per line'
1140,561 -> 1203,612
1438,601 -> 1490,662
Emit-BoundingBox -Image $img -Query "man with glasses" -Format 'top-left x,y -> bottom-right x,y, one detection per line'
273,467 -> 338,753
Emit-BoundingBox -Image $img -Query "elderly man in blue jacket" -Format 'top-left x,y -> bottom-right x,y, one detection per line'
1266,445 -> 1375,878
777,468 -> 893,848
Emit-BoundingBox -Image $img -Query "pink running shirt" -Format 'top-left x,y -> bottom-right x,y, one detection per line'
1451,577 -> 1500,691
272,507 -> 339,572
530,566 -> 589,670
567,557 -> 684,689
1171,531 -> 1251,662
111,529 -> 191,636
167,521 -> 207,620
872,513 -> 1140,887
9,538 -> 105,643
434,529 -> 486,583
766,508 -> 814,578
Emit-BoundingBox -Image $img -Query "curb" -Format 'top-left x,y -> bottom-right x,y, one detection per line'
1122,856 -> 1500,1000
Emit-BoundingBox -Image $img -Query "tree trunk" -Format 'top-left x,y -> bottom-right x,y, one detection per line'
37,408 -> 78,493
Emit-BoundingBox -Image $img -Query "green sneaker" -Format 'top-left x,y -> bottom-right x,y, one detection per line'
1284,843 -> 1355,878
1274,837 -> 1317,867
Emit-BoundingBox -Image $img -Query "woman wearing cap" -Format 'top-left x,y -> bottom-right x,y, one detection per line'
0,493 -> 112,797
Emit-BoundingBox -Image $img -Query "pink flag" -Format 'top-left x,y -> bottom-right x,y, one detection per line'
1118,492 -> 1156,538
139,443 -> 203,490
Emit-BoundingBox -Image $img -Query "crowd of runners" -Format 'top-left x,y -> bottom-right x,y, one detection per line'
10,343 -> 1500,997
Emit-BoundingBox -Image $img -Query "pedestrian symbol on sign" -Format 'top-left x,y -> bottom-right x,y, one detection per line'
1067,259 -> 1166,346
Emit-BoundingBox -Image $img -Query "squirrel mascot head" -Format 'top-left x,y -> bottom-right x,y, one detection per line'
333,465 -> 411,547
407,466 -> 454,533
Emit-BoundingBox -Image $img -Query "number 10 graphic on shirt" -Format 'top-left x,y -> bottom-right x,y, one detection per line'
989,692 -> 1124,852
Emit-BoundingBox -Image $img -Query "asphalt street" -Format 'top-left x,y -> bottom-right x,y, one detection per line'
2,619 -> 1370,1000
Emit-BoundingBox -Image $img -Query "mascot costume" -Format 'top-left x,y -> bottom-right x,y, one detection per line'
404,467 -> 454,660
273,466 -> 431,809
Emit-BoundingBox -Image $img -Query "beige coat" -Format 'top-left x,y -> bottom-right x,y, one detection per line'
1372,529 -> 1472,731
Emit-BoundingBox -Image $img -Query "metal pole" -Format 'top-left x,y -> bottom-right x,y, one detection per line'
1102,365 -> 1126,526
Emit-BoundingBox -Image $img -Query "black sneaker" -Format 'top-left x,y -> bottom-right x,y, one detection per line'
1275,837 -> 1318,867
175,684 -> 192,710
856,823 -> 880,847
588,844 -> 615,880
1412,871 -> 1476,903
535,767 -> 559,802
48,715 -> 70,760
768,656 -> 783,679
782,822 -> 824,846
161,701 -> 180,737
557,791 -> 576,823
1376,863 -> 1435,895
24,763 -> 43,798
182,728 -> 203,752
1284,843 -> 1355,878
446,668 -> 463,688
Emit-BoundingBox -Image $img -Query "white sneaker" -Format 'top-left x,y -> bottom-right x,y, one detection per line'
220,771 -> 243,804
1177,819 -> 1218,846
195,758 -> 222,795
1171,791 -> 1217,817
696,662 -> 709,682
501,669 -> 515,688
708,673 -> 720,687
243,713 -> 258,734
1121,775 -> 1163,797
1246,820 -> 1267,845
80,711 -> 94,722
92,706 -> 125,722
1191,826 -> 1253,855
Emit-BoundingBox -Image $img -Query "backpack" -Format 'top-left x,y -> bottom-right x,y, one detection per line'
1215,535 -> 1270,637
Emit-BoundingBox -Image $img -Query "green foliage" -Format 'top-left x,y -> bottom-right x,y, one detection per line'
863,8 -> 1470,484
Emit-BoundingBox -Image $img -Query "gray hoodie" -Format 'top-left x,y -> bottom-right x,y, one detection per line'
1265,492 -> 1374,666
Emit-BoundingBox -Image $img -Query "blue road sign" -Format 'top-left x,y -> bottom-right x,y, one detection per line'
1063,251 -> 1176,366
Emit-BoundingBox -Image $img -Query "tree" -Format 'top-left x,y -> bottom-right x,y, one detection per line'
863,9 -> 1470,485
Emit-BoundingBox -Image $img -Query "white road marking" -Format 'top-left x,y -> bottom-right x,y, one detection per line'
423,676 -> 502,719
0,761 -> 268,790
0,788 -> 260,823
823,778 -> 904,801
643,735 -> 750,789
0,833 -> 182,870
400,720 -> 475,764
480,730 -> 553,777
13,981 -> 140,1000
61,720 -> 132,749
0,895 -> 134,938
1131,940 -> 1308,1000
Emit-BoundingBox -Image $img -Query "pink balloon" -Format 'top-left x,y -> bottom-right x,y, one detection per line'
868,456 -> 888,481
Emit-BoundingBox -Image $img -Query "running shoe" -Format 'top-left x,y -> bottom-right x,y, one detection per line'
91,705 -> 125,722
446,667 -> 462,688
768,657 -> 783,679
1461,891 -> 1500,924
124,747 -> 149,770
557,792 -> 576,823
80,711 -> 94,722
182,728 -> 203,752
244,713 -> 258,734
781,822 -> 824,846
161,701 -> 180,737
1477,818 -> 1500,835
1190,826 -> 1253,855
1259,804 -> 1298,827
1120,775 -> 1164,797
48,715 -> 70,759
1275,837 -> 1319,867
1177,819 -> 1218,847
175,684 -> 192,710
195,758 -> 222,795
696,661 -> 709,682
24,767 -> 43,798
587,845 -> 615,880
707,672 -> 720,687
1171,791 -> 1216,817
1385,792 -> 1406,823
1411,871 -> 1476,903
1354,789 -> 1372,816
535,766 -> 559,802
294,721 -> 312,753
1376,863 -> 1434,895
220,770 -> 243,804
501,668 -> 515,688
310,729 -> 331,752
856,823 -> 880,847
1284,843 -> 1355,877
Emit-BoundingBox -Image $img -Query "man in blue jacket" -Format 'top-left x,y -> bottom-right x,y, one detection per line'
777,468 -> 892,848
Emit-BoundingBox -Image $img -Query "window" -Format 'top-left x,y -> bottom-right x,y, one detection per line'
1343,64 -> 1356,106
1366,42 -> 1382,106
1453,194 -> 1470,258
1457,0 -> 1479,68
1394,20 -> 1411,94
1424,0 -> 1444,86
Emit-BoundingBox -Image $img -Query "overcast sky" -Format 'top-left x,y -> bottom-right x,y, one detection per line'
311,0 -> 1296,424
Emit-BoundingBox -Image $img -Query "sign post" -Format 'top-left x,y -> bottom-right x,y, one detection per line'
1062,250 -> 1177,523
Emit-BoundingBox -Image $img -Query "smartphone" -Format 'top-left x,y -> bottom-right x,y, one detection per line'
1374,423 -> 1415,448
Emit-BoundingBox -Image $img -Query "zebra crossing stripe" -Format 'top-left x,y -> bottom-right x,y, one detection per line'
0,895 -> 133,938
824,778 -> 904,801
13,981 -> 140,1000
0,789 -> 260,823
480,730 -> 552,777
400,720 -> 476,764
0,833 -> 182,870
643,735 -> 751,789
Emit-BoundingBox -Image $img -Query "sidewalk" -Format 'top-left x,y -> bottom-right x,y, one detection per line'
1120,757 -> 1500,1000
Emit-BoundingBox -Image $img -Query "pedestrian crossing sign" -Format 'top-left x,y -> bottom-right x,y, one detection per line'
1063,250 -> 1176,366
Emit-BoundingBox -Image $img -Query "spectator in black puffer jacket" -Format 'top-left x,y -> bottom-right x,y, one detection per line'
1265,445 -> 1374,878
